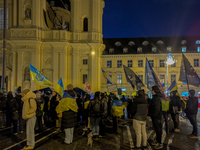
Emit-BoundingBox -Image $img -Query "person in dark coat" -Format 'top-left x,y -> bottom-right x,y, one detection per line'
169,91 -> 181,132
15,88 -> 24,133
58,84 -> 77,144
0,89 -> 6,128
35,91 -> 44,133
99,93 -> 107,137
131,90 -> 148,149
6,92 -> 18,134
76,94 -> 83,125
43,91 -> 51,127
50,91 -> 57,126
149,86 -> 163,149
185,89 -> 199,139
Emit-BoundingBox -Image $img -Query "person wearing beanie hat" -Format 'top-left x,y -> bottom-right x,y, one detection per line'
185,89 -> 198,139
21,89 -> 37,150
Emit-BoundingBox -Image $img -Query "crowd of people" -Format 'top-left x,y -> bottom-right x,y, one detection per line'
0,85 -> 199,150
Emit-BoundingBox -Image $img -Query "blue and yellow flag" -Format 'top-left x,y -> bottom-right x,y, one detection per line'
30,64 -> 53,86
168,80 -> 178,92
101,68 -> 113,84
56,91 -> 78,114
55,78 -> 64,98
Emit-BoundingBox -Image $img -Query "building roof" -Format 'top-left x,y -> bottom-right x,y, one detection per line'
102,36 -> 200,55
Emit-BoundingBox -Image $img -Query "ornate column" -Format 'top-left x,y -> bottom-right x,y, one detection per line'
18,0 -> 23,26
11,51 -> 17,91
72,46 -> 80,87
53,52 -> 59,87
71,0 -> 80,32
59,52 -> 65,85
17,51 -> 23,88
13,0 -> 17,27
31,51 -> 36,90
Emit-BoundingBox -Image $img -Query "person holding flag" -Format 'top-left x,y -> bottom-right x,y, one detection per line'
56,84 -> 78,144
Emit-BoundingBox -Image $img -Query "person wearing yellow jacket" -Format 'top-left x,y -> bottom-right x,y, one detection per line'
21,89 -> 37,150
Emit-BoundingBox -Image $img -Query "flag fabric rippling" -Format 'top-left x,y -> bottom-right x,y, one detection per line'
55,78 -> 64,98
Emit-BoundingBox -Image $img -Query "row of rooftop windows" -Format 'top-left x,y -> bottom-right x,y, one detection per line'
106,59 -> 199,68
109,46 -> 200,53
114,40 -> 200,47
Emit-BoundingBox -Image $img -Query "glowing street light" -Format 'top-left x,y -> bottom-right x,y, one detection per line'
165,53 -> 176,95
91,51 -> 95,55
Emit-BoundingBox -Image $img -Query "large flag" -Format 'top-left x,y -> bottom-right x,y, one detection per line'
123,65 -> 144,90
179,54 -> 200,87
85,81 -> 92,94
30,64 -> 53,86
55,78 -> 64,97
101,68 -> 114,84
145,58 -> 165,94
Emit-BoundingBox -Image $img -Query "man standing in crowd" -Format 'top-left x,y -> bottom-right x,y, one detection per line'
131,90 -> 148,150
149,86 -> 163,149
21,89 -> 37,150
0,90 -> 6,128
185,89 -> 199,139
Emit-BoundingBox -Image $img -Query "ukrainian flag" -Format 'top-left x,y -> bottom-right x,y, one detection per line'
56,91 -> 78,114
101,68 -> 113,84
30,64 -> 53,86
55,78 -> 64,98
168,80 -> 178,92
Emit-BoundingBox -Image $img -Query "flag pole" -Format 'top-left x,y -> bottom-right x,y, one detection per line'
182,53 -> 189,92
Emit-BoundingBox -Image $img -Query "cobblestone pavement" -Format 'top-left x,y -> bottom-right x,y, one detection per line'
0,110 -> 200,150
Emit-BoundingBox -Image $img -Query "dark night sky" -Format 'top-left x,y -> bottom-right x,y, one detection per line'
103,0 -> 200,38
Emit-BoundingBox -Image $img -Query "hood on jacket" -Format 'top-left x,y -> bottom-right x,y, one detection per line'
21,91 -> 36,102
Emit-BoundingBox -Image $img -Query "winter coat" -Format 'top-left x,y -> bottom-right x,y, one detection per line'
22,91 -> 37,120
88,98 -> 106,117
169,96 -> 181,113
131,95 -> 148,121
185,96 -> 198,115
61,90 -> 77,129
0,94 -> 6,111
35,97 -> 45,117
6,94 -> 18,114
43,95 -> 50,112
101,97 -> 107,118
50,95 -> 57,112
15,93 -> 23,113
149,92 -> 162,119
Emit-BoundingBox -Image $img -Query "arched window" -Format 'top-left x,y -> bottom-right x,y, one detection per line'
142,41 -> 149,46
115,41 -> 121,46
128,41 -> 135,46
181,40 -> 187,45
83,18 -> 88,31
156,40 -> 164,45
181,91 -> 189,97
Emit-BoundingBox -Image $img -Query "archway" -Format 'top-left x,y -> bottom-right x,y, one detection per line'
197,91 -> 200,97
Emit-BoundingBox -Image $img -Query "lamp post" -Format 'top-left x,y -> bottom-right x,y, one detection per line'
165,53 -> 176,95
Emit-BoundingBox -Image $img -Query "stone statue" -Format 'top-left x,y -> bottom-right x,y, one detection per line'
62,20 -> 69,31
55,18 -> 61,29
25,8 -> 31,19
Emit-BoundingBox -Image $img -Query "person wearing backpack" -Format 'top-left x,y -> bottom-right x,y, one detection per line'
88,91 -> 103,140
35,91 -> 44,133
21,89 -> 37,150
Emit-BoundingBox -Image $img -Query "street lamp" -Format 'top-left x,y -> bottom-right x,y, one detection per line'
165,53 -> 176,95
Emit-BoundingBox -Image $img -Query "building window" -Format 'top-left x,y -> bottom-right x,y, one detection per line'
197,47 -> 200,52
117,75 -> 122,84
167,46 -> 172,52
138,75 -> 143,83
171,75 -> 176,84
115,41 -> 121,46
182,47 -> 186,53
83,59 -> 88,65
149,60 -> 154,67
152,47 -> 157,52
195,77 -> 199,84
171,62 -> 176,67
194,59 -> 199,67
156,40 -> 164,45
137,47 -> 142,53
142,41 -> 149,46
117,60 -> 122,68
160,75 -> 165,85
107,75 -> 112,84
83,18 -> 88,31
138,60 -> 143,67
123,47 -> 128,53
109,48 -> 114,53
181,40 -> 187,45
159,60 -> 165,67
127,60 -> 132,67
0,8 -> 8,29
107,60 -> 112,68
128,41 -> 135,46
83,74 -> 87,84
196,40 -> 200,44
